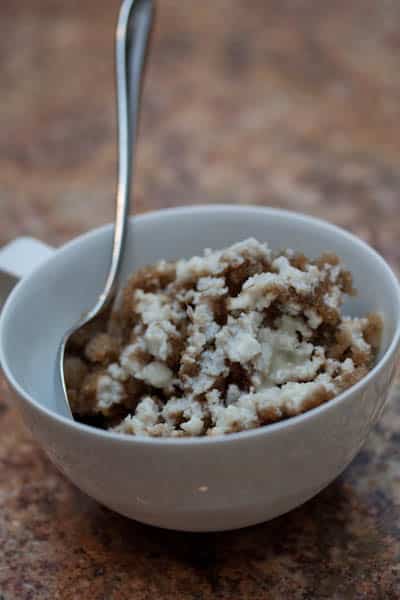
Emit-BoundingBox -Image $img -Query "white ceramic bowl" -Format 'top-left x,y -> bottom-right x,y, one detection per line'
1,205 -> 399,532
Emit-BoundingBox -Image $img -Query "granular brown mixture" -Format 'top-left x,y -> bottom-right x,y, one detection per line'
65,239 -> 382,437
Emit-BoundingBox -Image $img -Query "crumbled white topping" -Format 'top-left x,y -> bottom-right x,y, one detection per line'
229,272 -> 281,311
185,348 -> 228,396
134,291 -> 170,324
324,286 -> 342,310
140,361 -> 174,388
229,256 -> 321,312
136,396 -> 160,425
134,290 -> 185,326
210,402 -> 259,436
221,238 -> 272,264
341,317 -> 370,354
77,238 -> 380,437
342,357 -> 356,372
176,253 -> 223,282
208,379 -> 330,436
252,321 -> 324,386
120,342 -> 146,375
180,303 -> 221,377
272,256 -> 322,294
107,363 -> 129,382
97,375 -> 125,411
161,396 -> 205,435
285,301 -> 303,316
176,238 -> 272,284
304,308 -> 323,329
278,315 -> 313,339
120,343 -> 173,388
216,314 -> 262,363
226,384 -> 241,404
115,397 -> 162,436
197,277 -> 227,294
279,380 -> 325,414
180,416 -> 204,435
144,321 -> 177,361
329,264 -> 342,283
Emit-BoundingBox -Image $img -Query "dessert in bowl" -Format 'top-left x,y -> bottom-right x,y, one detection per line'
65,239 -> 382,438
0,205 -> 399,531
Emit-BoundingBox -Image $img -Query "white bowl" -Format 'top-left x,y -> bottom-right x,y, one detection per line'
1,205 -> 399,531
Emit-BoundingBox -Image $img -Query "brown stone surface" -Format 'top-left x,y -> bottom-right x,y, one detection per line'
1,0 -> 400,598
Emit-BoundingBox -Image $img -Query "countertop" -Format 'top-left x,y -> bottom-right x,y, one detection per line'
1,0 -> 400,598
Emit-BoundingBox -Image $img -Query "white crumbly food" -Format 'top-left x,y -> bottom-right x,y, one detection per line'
97,375 -> 125,410
69,238 -> 381,437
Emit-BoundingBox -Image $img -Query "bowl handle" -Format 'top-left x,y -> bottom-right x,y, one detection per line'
0,237 -> 54,310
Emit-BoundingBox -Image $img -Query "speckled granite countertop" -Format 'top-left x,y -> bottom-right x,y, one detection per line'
1,0 -> 400,598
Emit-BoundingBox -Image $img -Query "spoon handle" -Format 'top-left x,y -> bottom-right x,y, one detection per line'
102,0 -> 154,304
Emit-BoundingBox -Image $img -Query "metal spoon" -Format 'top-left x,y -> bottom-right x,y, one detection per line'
57,0 -> 154,419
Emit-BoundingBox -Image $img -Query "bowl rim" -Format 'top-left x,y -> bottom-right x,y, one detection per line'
1,204 -> 400,446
